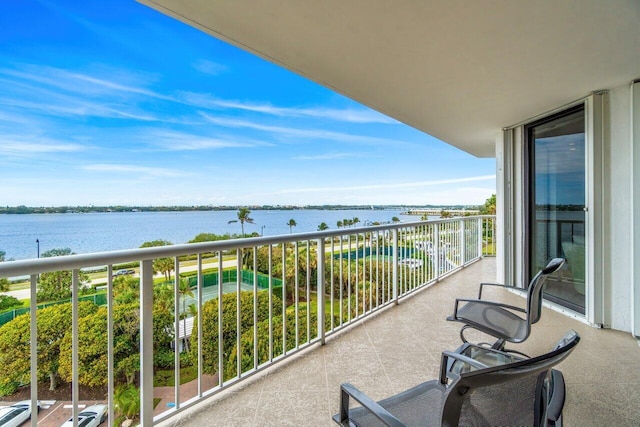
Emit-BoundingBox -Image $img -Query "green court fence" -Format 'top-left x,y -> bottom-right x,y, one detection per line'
0,293 -> 108,327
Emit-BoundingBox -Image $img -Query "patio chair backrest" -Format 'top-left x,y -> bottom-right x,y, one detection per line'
442,329 -> 579,427
527,258 -> 565,325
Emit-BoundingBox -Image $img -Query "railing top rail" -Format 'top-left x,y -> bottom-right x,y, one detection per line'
0,215 -> 494,278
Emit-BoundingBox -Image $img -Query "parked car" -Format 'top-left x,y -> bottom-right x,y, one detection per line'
0,400 -> 40,427
113,269 -> 135,277
61,404 -> 107,427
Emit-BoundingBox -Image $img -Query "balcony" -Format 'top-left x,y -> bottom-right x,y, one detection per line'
159,257 -> 640,427
1,216 -> 638,426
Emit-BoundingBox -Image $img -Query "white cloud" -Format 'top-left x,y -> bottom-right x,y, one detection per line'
179,92 -> 397,124
82,163 -> 188,177
192,60 -> 228,76
293,152 -> 374,160
138,130 -> 272,151
0,139 -> 87,154
199,114 -> 402,145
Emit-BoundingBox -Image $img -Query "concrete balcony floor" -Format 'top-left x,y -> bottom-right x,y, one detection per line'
165,259 -> 640,426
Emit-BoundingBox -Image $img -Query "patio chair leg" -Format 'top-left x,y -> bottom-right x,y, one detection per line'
490,338 -> 506,350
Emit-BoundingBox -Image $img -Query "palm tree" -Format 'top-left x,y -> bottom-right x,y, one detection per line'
317,222 -> 329,231
337,220 -> 343,228
228,207 -> 255,236
352,217 -> 360,227
178,278 -> 195,352
287,218 -> 297,233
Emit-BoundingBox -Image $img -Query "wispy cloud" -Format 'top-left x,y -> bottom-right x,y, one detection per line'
82,163 -> 188,177
179,92 -> 397,124
256,175 -> 496,195
138,130 -> 272,151
192,59 -> 228,76
0,139 -> 87,154
199,114 -> 401,145
293,152 -> 374,160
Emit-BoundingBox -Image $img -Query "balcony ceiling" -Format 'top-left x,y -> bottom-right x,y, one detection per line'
138,0 -> 640,158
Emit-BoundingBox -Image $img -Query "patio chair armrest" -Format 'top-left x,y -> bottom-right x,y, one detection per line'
451,299 -> 527,319
336,383 -> 405,427
440,351 -> 488,384
478,282 -> 510,299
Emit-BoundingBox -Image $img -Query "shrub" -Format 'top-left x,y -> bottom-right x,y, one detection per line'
0,295 -> 22,311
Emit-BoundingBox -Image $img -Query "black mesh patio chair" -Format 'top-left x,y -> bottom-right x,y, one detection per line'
447,258 -> 565,350
332,330 -> 579,427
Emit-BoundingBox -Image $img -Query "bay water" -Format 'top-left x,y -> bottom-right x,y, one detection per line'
0,209 -> 419,261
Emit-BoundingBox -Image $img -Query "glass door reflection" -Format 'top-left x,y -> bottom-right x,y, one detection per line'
526,106 -> 586,314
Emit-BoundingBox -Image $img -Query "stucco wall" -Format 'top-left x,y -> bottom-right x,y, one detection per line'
606,84 -> 632,332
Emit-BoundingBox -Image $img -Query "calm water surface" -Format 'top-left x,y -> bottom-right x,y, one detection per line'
0,210 -> 418,260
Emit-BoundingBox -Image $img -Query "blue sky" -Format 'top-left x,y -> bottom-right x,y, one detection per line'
0,0 -> 495,207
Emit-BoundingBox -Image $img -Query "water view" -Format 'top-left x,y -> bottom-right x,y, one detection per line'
0,209 -> 419,261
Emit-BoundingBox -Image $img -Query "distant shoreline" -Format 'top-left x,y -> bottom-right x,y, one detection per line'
0,204 -> 477,215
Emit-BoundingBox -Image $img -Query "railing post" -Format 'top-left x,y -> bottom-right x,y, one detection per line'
434,225 -> 441,281
392,228 -> 399,304
460,220 -> 466,266
140,259 -> 154,427
72,270 -> 79,427
478,217 -> 484,259
29,274 -> 37,427
317,238 -> 326,344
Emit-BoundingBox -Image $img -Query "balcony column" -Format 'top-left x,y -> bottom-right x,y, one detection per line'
140,259 -> 154,426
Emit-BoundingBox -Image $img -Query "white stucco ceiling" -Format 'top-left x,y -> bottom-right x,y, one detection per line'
138,0 -> 640,158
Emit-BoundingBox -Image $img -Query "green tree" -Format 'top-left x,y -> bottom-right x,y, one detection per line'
440,210 -> 453,218
140,240 -> 174,281
480,193 -> 497,215
286,218 -> 297,233
37,248 -> 90,302
228,207 -> 254,236
317,222 -> 329,231
0,301 -> 98,392
391,216 -> 400,223
336,220 -> 343,228
0,251 -> 9,293
352,217 -> 360,227
114,384 -> 140,420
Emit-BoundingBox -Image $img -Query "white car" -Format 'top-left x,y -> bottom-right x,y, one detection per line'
0,400 -> 39,427
61,404 -> 107,427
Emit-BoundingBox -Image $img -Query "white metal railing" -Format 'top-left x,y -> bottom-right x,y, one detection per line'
0,216 -> 495,426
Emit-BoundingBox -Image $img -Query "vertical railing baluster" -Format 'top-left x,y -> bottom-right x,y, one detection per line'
29,274 -> 37,427
107,266 -> 114,424
253,247 -> 258,370
330,238 -> 335,331
339,236 -> 343,326
218,253 -> 224,386
317,238 -> 325,344
355,232 -> 359,317
435,225 -> 441,280
392,228 -> 399,304
294,242 -> 299,348
198,254 -> 203,394
347,234 -> 352,321
460,220 -> 466,266
281,244 -> 286,355
306,240 -> 310,343
236,250 -> 241,377
72,269 -> 79,427
268,245 -> 273,362
140,259 -> 154,427
174,258 -> 180,409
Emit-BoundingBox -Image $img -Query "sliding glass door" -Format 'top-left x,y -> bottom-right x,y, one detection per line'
525,105 -> 586,314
